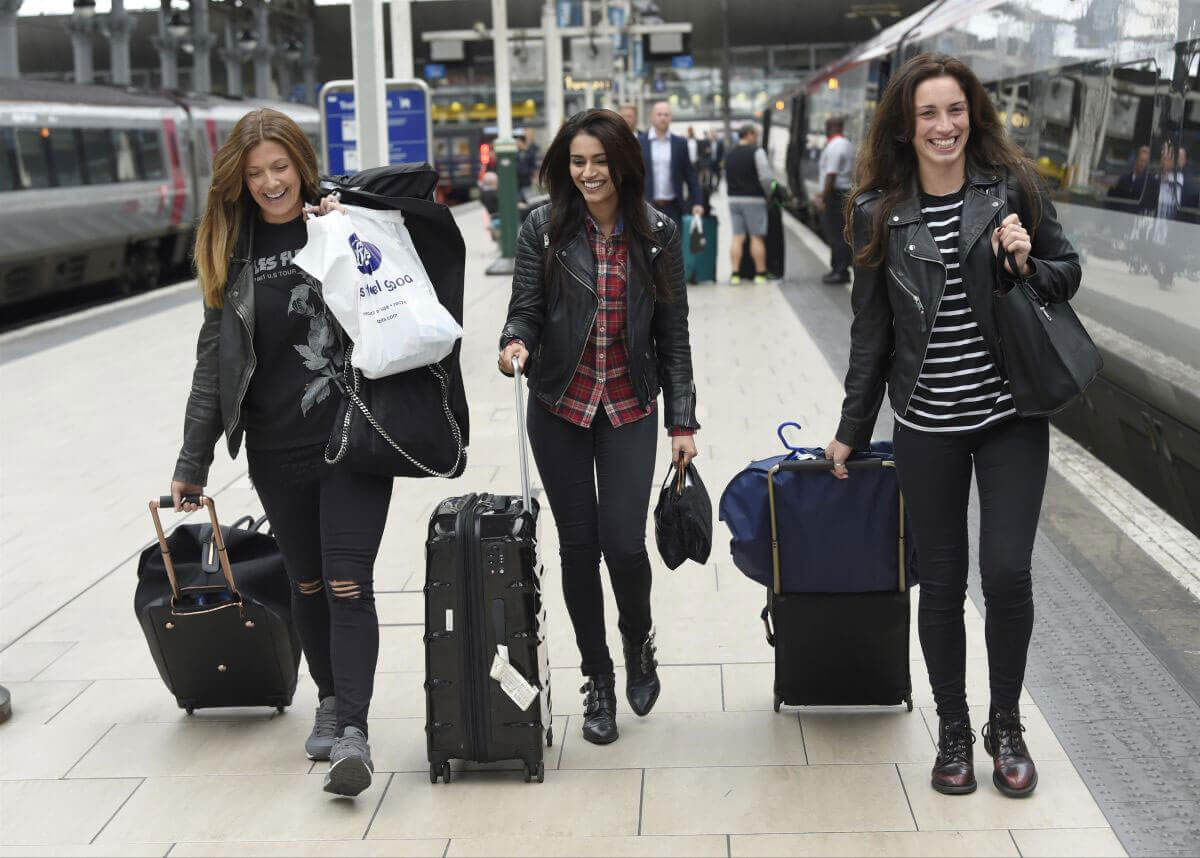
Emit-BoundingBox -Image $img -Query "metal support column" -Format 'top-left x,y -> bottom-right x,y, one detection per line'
301,15 -> 317,104
719,0 -> 732,145
68,12 -> 95,84
389,0 -> 412,80
349,0 -> 388,170
0,0 -> 20,79
220,18 -> 243,97
487,0 -> 519,274
191,0 -> 212,93
156,0 -> 179,89
108,0 -> 132,85
542,0 -> 562,133
252,0 -> 272,97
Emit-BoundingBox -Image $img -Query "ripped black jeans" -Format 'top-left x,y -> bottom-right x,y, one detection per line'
248,443 -> 393,735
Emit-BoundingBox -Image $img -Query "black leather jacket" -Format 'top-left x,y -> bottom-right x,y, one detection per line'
499,202 -> 700,431
836,166 -> 1081,449
173,215 -> 264,486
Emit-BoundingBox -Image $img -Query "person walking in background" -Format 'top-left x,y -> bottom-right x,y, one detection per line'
516,129 -> 541,192
686,126 -> 699,166
814,117 -> 855,284
171,108 -> 391,798
618,103 -> 639,134
725,123 -> 777,284
497,109 -> 700,746
708,128 -> 726,195
824,53 -> 1081,800
641,100 -> 705,232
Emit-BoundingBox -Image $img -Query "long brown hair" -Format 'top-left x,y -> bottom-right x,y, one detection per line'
194,108 -> 321,307
538,109 -> 670,300
846,53 -> 1042,267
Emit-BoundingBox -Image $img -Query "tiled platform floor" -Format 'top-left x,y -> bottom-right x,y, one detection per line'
0,202 -> 1126,856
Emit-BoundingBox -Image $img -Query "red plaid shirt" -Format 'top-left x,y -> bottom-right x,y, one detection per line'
518,216 -> 693,435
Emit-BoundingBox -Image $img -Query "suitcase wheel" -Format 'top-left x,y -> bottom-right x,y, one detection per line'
277,705 -> 286,714
523,761 -> 544,784
546,725 -> 554,748
185,707 -> 195,716
429,763 -> 438,784
905,694 -> 913,713
430,762 -> 451,784
773,694 -> 782,713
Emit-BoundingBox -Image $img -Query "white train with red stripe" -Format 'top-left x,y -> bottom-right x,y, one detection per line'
0,79 -> 320,307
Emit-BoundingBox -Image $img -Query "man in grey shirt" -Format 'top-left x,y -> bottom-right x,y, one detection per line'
724,124 -> 779,283
814,116 -> 855,284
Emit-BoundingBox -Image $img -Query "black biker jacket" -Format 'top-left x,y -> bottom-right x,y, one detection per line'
836,166 -> 1081,449
498,202 -> 700,432
173,213 -> 265,486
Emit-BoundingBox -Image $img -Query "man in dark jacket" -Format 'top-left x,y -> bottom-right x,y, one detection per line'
640,100 -> 705,232
1107,144 -> 1152,206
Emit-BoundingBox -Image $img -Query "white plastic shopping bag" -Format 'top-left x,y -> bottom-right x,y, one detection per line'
293,205 -> 462,379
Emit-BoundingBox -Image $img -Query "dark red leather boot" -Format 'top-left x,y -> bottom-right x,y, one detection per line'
931,717 -> 977,795
982,705 -> 1038,797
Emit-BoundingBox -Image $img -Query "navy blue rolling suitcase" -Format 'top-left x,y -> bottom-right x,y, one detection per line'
424,360 -> 552,783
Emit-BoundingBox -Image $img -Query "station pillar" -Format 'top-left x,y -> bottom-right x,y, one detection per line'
349,0 -> 388,169
190,0 -> 212,93
155,4 -> 179,90
389,0 -> 413,80
486,0 -> 520,275
542,0 -> 563,134
0,0 -> 19,79
220,18 -> 244,97
252,0 -> 272,97
108,0 -> 132,86
67,12 -> 95,84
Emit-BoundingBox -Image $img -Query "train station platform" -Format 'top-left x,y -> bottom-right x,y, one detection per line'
1,197 -> 1198,857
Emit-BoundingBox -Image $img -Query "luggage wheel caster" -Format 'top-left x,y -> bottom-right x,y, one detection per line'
185,707 -> 195,716
904,694 -> 913,712
442,762 -> 451,783
773,695 -> 782,713
524,762 -> 544,783
546,726 -> 554,748
276,705 -> 286,714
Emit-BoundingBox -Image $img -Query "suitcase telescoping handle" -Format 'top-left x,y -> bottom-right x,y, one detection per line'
765,457 -> 906,595
512,357 -> 534,515
148,496 -> 241,604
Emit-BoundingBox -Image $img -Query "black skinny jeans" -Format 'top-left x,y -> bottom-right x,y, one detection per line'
893,417 -> 1048,721
248,444 -> 393,735
527,403 -> 659,677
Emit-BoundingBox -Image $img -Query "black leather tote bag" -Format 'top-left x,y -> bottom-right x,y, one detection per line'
654,460 -> 713,570
994,247 -> 1102,417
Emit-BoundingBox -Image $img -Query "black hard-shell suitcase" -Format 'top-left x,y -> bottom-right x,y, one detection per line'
737,201 -> 785,280
136,496 -> 300,714
424,360 -> 552,783
760,458 -> 912,712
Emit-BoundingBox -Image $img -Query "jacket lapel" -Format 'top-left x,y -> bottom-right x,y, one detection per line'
958,168 -> 1004,259
888,194 -> 941,265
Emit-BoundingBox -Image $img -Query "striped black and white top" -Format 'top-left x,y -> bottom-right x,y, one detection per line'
895,187 -> 1016,433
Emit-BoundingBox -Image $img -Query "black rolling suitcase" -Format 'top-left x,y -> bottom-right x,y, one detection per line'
136,496 -> 300,714
424,359 -> 552,784
737,200 -> 785,280
760,457 -> 913,712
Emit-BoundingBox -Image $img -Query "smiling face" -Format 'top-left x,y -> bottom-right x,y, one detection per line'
911,75 -> 970,176
244,140 -> 303,224
569,131 -> 616,209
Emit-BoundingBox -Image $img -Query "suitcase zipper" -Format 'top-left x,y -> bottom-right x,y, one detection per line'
460,495 -> 490,763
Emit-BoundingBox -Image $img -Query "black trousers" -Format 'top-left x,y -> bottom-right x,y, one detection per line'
893,417 -> 1048,720
248,444 -> 393,735
526,403 -> 659,677
822,189 -> 852,275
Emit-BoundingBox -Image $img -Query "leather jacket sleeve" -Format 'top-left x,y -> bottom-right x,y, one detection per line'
651,219 -> 700,431
836,203 -> 894,449
499,216 -> 546,355
173,303 -> 225,486
1004,184 -> 1081,304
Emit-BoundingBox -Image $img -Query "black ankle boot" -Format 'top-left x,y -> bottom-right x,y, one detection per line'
622,630 -> 661,717
982,705 -> 1037,798
931,717 -> 977,795
580,674 -> 618,745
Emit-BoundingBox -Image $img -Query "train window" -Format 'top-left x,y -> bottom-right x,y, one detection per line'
47,128 -> 84,187
81,129 -> 117,184
134,130 -> 166,181
14,127 -> 51,189
112,130 -> 138,182
1099,62 -> 1160,211
0,128 -> 16,191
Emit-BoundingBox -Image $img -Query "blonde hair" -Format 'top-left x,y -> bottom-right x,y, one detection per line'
193,108 -> 320,308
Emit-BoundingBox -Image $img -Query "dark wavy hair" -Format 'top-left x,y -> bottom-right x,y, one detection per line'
538,108 -> 670,299
846,52 -> 1042,267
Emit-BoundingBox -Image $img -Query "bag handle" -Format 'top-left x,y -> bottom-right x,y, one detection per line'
325,344 -> 465,478
512,357 -> 533,514
148,496 -> 241,604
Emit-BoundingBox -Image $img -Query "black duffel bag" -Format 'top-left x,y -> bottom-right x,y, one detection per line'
135,497 -> 299,714
319,164 -> 470,479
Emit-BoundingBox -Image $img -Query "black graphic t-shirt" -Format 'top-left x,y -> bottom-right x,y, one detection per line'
242,214 -> 342,451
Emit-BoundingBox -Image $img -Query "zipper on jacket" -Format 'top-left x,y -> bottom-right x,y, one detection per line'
554,252 -> 599,407
887,268 -> 926,332
900,255 -> 947,417
229,266 -> 257,434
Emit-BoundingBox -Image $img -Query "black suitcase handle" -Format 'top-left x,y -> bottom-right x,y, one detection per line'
147,495 -> 241,606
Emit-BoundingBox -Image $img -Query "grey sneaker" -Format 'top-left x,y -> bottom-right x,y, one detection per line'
323,726 -> 373,796
305,696 -> 338,761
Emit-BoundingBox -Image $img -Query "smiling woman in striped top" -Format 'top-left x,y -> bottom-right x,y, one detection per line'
824,54 -> 1082,801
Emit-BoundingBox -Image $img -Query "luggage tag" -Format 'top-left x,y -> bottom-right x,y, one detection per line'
489,598 -> 538,710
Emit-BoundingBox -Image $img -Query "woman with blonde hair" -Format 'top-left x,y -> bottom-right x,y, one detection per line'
170,108 -> 388,797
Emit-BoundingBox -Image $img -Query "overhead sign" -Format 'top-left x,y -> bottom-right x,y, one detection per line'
570,37 -> 614,81
319,79 -> 433,175
423,63 -> 446,80
672,54 -> 694,70
510,41 -> 545,84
